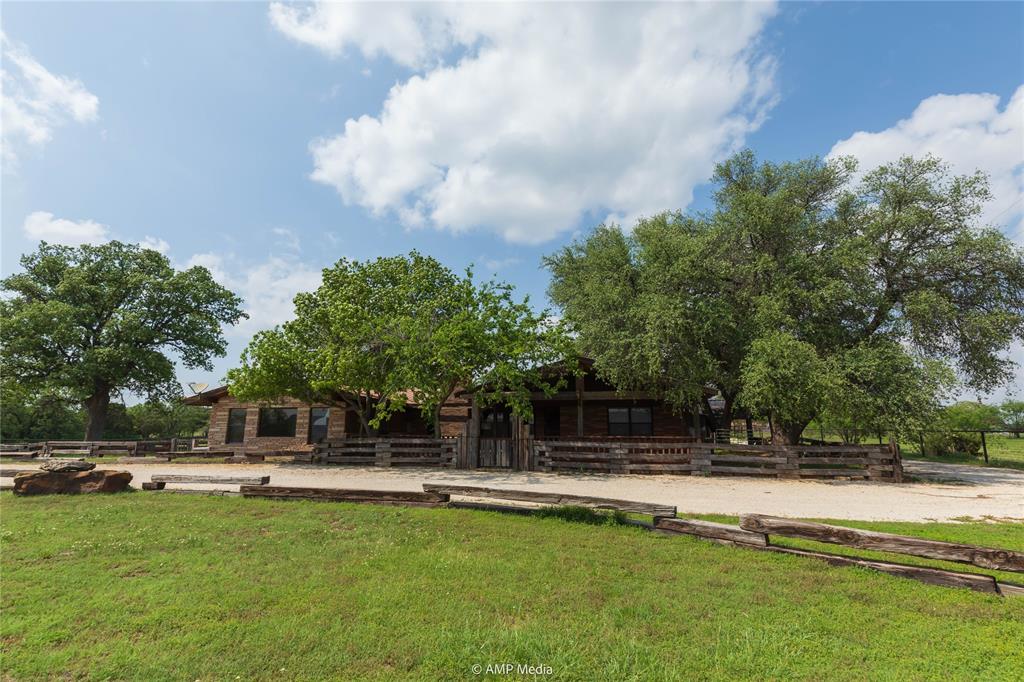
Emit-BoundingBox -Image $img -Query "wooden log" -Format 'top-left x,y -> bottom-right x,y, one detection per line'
0,468 -> 37,477
740,514 -> 1024,573
762,546 -> 1000,594
154,488 -> 241,497
141,481 -> 166,490
653,517 -> 768,546
421,483 -> 676,516
151,475 -> 270,485
117,456 -> 171,463
448,500 -> 539,516
240,485 -> 450,507
997,582 -> 1024,597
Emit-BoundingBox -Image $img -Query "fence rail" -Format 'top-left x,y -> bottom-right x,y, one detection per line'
315,438 -> 458,468
0,438 -> 210,458
534,440 -> 902,481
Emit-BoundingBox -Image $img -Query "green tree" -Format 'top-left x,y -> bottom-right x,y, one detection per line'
128,401 -> 210,438
547,152 -> 1024,443
999,399 -> 1024,437
229,253 -> 570,435
0,381 -> 85,441
1,241 -> 245,439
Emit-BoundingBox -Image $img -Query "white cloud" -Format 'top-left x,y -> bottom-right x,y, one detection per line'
830,86 -> 1024,238
22,211 -> 109,245
185,252 -> 322,336
140,236 -> 170,254
1,33 -> 99,165
273,3 -> 778,244
271,227 -> 301,252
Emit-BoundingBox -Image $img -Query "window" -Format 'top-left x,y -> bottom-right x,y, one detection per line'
308,407 -> 329,443
608,406 -> 653,436
541,406 -> 560,438
480,407 -> 511,438
226,409 -> 247,443
257,407 -> 297,437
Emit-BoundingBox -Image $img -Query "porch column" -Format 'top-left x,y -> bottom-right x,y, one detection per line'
575,375 -> 584,437
467,394 -> 481,469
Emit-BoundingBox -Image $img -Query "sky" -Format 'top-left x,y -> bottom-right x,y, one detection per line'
2,1 -> 1023,402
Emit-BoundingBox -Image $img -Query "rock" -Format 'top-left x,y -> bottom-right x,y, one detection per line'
13,470 -> 132,495
40,459 -> 96,472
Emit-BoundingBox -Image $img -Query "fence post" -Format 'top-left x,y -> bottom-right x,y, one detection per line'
375,440 -> 391,467
889,437 -> 903,483
980,431 -> 988,463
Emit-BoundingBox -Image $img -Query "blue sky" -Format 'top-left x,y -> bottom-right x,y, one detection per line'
2,1 -> 1022,400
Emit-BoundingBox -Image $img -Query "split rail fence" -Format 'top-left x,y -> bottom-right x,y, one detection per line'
313,438 -> 458,468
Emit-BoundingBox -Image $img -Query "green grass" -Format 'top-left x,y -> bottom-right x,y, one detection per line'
2,493 -> 1023,681
901,434 -> 1024,471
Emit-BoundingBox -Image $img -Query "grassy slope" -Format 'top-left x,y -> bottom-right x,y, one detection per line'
2,493 -> 1023,681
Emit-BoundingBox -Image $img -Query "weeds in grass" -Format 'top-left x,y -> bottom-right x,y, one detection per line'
534,505 -> 629,526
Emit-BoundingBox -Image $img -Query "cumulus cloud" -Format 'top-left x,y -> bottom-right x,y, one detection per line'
830,85 -> 1024,237
140,236 -> 170,254
1,33 -> 99,165
185,252 -> 322,336
272,2 -> 779,243
22,211 -> 109,245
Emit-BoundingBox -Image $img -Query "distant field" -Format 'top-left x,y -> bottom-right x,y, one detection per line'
901,434 -> 1024,471
2,493 -> 1022,681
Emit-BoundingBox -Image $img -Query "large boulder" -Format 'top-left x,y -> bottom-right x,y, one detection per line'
40,459 -> 96,472
13,469 -> 132,495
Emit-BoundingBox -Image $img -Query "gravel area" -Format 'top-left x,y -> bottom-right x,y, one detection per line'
4,460 -> 1022,522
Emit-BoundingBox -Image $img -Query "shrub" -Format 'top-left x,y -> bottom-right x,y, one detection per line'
923,431 -> 982,457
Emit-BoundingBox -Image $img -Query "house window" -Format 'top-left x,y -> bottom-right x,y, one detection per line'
608,406 -> 653,436
480,407 -> 511,438
257,408 -> 297,437
226,408 -> 247,443
308,407 -> 329,443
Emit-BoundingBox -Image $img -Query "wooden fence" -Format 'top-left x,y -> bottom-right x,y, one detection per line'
0,438 -> 210,458
314,438 -> 458,468
534,440 -> 902,481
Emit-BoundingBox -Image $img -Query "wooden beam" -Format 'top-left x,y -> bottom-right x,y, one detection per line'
240,485 -> 449,507
762,546 -> 1000,594
739,514 -> 1024,573
151,475 -> 270,485
653,517 -> 768,546
422,483 -> 676,516
575,376 -> 584,437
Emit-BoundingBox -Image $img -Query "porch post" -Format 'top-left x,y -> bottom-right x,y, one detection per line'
575,375 -> 584,437
467,394 -> 481,469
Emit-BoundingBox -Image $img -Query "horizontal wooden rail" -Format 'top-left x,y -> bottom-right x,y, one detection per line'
739,514 -> 1024,573
240,485 -> 449,507
653,517 -> 768,546
421,483 -> 676,516
151,475 -> 270,485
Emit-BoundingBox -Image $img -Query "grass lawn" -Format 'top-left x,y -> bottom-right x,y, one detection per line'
2,493 -> 1023,681
901,433 -> 1024,471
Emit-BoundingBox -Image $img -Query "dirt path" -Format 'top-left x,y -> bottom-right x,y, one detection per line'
5,460 -> 1021,522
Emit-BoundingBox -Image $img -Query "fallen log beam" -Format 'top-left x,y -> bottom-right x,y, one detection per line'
653,517 -> 768,546
241,485 -> 449,507
762,546 -> 1001,594
422,483 -> 676,516
739,514 -> 1024,573
151,475 -> 270,485
0,468 -> 37,477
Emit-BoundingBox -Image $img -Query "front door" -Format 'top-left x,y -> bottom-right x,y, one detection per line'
478,407 -> 513,467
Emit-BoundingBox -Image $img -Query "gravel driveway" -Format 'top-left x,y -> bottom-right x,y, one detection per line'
5,460 -> 1021,522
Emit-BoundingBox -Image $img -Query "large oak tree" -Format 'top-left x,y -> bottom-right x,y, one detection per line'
546,152 -> 1024,443
1,241 -> 245,439
228,252 -> 569,436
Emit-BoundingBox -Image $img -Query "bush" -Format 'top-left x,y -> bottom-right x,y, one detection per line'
923,431 -> 982,457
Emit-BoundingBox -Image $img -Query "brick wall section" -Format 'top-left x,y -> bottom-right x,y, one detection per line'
207,391 -> 472,449
207,396 -> 347,450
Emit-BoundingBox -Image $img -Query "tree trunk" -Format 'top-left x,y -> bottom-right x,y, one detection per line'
719,393 -> 735,444
771,416 -> 809,445
433,405 -> 442,438
83,390 -> 111,440
745,414 -> 755,445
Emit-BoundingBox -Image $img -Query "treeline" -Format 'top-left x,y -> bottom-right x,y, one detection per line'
921,400 -> 1024,456
1,383 -> 209,442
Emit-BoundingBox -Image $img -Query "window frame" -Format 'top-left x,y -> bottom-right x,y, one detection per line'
607,406 -> 653,437
308,407 -> 330,444
226,408 -> 247,444
256,407 -> 298,438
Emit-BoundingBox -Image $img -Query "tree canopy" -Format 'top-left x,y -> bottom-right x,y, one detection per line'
0,241 -> 245,439
546,152 -> 1024,443
228,252 -> 570,435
